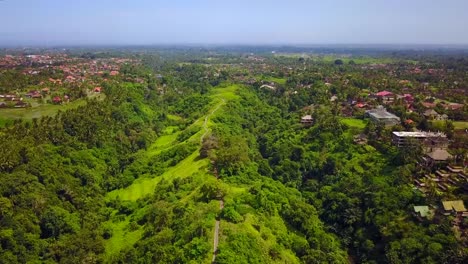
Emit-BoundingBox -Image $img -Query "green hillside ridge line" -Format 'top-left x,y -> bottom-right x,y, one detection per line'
106,86 -> 237,202
103,86 -> 238,260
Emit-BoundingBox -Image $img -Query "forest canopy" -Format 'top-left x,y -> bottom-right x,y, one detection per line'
0,47 -> 467,263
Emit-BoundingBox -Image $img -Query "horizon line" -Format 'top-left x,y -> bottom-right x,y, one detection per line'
2,43 -> 468,50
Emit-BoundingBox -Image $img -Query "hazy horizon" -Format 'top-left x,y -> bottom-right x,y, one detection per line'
1,0 -> 468,46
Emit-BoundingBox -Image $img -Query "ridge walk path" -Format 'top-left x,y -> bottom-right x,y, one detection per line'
106,98 -> 227,202
193,98 -> 226,263
201,99 -> 225,144
199,98 -> 226,263
212,165 -> 224,263
103,85 -> 238,261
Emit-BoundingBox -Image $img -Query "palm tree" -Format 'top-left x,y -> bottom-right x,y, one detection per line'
421,177 -> 443,203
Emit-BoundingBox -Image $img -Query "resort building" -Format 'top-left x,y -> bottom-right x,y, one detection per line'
392,131 -> 448,149
367,106 -> 400,126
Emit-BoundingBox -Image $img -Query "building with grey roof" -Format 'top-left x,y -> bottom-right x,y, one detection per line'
366,105 -> 400,126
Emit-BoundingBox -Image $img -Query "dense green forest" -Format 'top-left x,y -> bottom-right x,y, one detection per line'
1,50 -> 467,264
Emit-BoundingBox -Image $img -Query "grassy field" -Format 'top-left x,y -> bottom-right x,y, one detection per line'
0,99 -> 87,120
0,94 -> 106,127
103,217 -> 143,259
103,128 -> 211,258
102,83 -> 302,263
432,120 -> 468,130
152,132 -> 179,148
104,84 -> 240,260
107,150 -> 211,201
453,121 -> 468,130
341,118 -> 367,129
167,114 -> 182,121
257,76 -> 287,85
220,213 -> 300,264
266,77 -> 287,85
106,85 -> 239,202
210,84 -> 241,100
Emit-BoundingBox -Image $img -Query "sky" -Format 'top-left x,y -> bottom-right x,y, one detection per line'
1,0 -> 467,46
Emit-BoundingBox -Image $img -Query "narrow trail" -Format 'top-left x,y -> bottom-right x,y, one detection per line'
202,99 -> 225,264
201,99 -> 225,144
212,166 -> 224,263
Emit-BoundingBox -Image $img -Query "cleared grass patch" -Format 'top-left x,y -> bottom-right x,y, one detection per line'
255,75 -> 287,85
0,94 -> 106,122
107,94 -> 230,202
341,118 -> 367,129
210,84 -> 241,100
219,213 -> 301,264
265,77 -> 287,85
431,120 -> 468,130
107,177 -> 163,201
167,114 -> 182,121
104,83 -> 238,264
104,217 -> 143,259
0,99 -> 87,120
162,125 -> 179,134
453,121 -> 468,130
152,133 -> 179,148
107,147 -> 210,201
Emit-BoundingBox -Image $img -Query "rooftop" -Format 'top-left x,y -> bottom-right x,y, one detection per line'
424,109 -> 439,116
375,90 -> 393,96
427,149 -> 452,161
367,106 -> 400,120
413,206 -> 432,218
392,131 -> 447,138
442,200 -> 466,212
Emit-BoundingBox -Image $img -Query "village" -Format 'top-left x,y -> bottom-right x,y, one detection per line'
230,53 -> 468,237
1,49 -> 467,252
0,53 -> 138,110
2,0 -> 468,261
297,85 -> 468,241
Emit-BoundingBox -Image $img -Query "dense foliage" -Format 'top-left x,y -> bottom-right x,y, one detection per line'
1,48 -> 467,263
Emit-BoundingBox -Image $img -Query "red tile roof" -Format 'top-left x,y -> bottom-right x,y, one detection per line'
445,103 -> 463,110
422,102 -> 436,108
375,90 -> 393,97
356,103 -> 367,108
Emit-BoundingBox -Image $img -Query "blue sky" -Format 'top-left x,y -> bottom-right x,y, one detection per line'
0,0 -> 467,45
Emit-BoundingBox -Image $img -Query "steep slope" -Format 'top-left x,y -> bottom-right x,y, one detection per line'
103,84 -> 348,263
